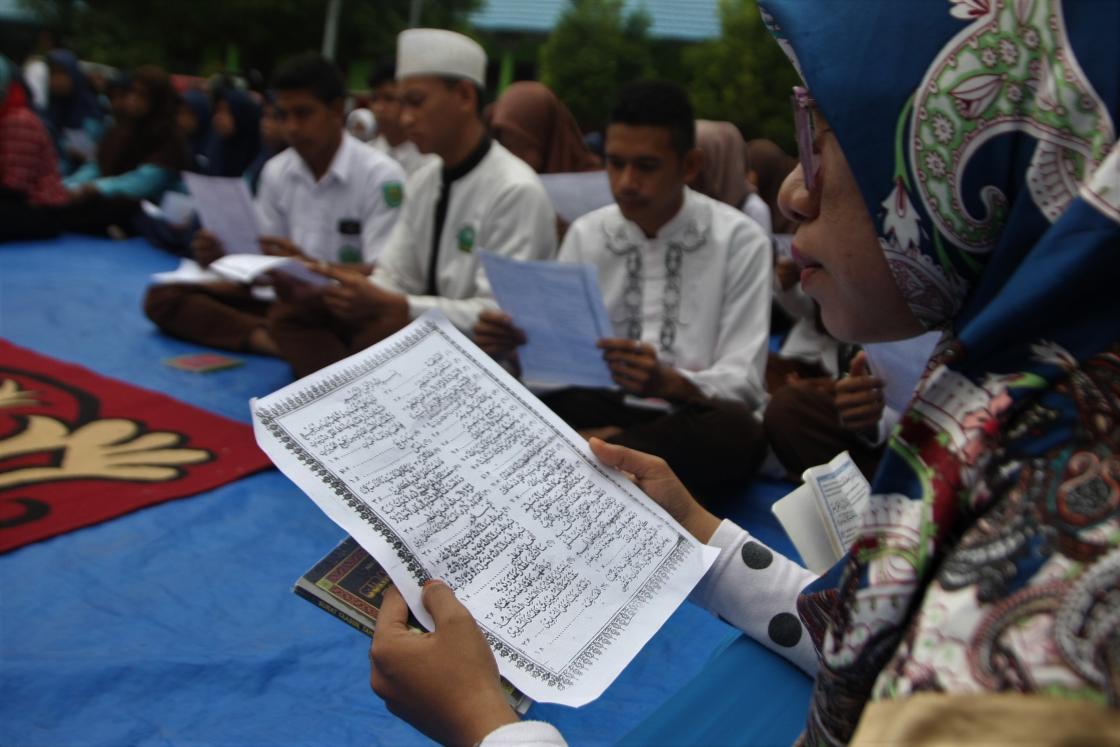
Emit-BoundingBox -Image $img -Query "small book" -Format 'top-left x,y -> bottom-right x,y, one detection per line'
162,352 -> 244,373
770,451 -> 871,574
293,536 -> 533,715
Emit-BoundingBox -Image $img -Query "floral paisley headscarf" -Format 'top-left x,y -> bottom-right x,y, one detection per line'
758,1 -> 1120,743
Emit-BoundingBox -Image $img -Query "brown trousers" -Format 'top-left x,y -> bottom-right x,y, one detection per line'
540,388 -> 767,500
268,299 -> 401,378
763,380 -> 884,480
143,282 -> 271,352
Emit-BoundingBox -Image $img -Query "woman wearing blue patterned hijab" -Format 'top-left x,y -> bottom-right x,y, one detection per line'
348,1 -> 1120,744
755,0 -> 1119,742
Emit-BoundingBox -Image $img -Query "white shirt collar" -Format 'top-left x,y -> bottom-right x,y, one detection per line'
292,130 -> 356,187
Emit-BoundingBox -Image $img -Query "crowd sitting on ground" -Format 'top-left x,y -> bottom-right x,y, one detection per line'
2,1 -> 1117,742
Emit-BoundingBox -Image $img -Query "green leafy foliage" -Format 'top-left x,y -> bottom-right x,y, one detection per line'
20,0 -> 480,77
539,0 -> 653,131
683,0 -> 799,151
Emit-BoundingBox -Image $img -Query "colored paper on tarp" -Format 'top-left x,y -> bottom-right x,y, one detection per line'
0,339 -> 271,551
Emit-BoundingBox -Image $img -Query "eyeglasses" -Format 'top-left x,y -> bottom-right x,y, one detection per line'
791,86 -> 819,191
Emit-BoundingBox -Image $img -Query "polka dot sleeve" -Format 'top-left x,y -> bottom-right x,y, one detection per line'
689,520 -> 819,675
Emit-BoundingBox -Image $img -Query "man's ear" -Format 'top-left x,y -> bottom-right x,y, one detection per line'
330,97 -> 346,122
681,147 -> 704,186
451,78 -> 476,115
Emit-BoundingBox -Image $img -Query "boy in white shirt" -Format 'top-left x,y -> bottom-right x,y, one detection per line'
269,29 -> 557,377
143,53 -> 404,355
475,80 -> 773,495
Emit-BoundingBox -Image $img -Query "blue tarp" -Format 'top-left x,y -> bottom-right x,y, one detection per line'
0,236 -> 810,746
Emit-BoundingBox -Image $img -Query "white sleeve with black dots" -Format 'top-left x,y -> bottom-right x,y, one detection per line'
478,720 -> 568,746
690,520 -> 819,675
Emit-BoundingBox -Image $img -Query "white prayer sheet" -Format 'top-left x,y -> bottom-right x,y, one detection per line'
251,311 -> 717,706
207,254 -> 294,285
538,171 -> 615,224
479,251 -> 616,390
863,331 -> 942,412
182,173 -> 261,255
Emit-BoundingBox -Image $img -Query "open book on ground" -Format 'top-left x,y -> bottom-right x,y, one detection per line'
294,535 -> 532,715
771,451 -> 871,574
150,255 -> 335,290
252,310 -> 717,707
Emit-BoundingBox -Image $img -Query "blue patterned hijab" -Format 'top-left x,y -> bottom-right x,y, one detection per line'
759,1 -> 1120,743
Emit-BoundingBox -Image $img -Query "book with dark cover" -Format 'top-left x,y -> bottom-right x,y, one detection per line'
293,536 -> 533,715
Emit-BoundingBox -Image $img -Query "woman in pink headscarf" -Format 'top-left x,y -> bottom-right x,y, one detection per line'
691,119 -> 772,233
490,81 -> 601,174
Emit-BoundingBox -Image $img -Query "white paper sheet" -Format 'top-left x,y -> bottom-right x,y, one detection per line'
149,258 -> 224,286
160,191 -> 197,226
251,311 -> 716,706
479,251 -> 616,390
182,173 -> 261,255
863,331 -> 942,412
538,171 -> 615,224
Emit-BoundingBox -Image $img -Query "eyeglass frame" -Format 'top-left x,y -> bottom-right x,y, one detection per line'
791,86 -> 819,192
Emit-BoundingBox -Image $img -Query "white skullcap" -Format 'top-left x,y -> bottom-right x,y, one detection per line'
396,28 -> 487,88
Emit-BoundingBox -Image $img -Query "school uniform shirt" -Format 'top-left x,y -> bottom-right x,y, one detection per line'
371,135 -> 435,177
558,187 -> 771,411
371,138 -> 557,332
255,132 -> 404,264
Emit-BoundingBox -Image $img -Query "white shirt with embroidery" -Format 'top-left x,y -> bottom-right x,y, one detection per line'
255,132 -> 404,264
477,519 -> 818,746
371,140 -> 557,332
557,187 -> 772,410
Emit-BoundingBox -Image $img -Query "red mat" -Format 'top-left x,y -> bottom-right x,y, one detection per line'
0,341 -> 272,552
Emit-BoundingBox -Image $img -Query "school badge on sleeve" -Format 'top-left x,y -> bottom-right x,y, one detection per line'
382,181 -> 403,208
457,225 -> 476,253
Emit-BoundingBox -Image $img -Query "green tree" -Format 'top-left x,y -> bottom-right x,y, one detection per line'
19,0 -> 479,79
539,0 -> 653,132
684,0 -> 799,152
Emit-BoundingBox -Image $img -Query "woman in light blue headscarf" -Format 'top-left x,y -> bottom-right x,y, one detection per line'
350,1 -> 1120,744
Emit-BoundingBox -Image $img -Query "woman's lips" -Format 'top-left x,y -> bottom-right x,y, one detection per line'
791,244 -> 822,270
791,244 -> 823,286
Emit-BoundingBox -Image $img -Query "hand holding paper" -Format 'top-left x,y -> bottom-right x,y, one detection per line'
473,309 -> 527,359
183,173 -> 261,256
479,251 -> 615,389
369,581 -> 520,747
252,311 -> 716,706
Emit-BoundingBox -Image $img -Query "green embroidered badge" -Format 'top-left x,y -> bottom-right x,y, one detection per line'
457,225 -> 476,253
338,245 -> 362,264
382,181 -> 403,208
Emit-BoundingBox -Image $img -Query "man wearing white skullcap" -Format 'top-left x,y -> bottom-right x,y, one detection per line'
269,28 -> 557,377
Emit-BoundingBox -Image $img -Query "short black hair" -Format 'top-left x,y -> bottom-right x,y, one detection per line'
609,79 -> 695,154
368,60 -> 396,90
271,53 -> 346,104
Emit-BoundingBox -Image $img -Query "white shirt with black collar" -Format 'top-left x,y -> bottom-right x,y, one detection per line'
255,132 -> 405,264
371,138 -> 557,332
